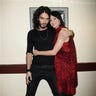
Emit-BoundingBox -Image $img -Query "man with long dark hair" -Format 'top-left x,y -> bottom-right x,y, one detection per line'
25,6 -> 59,96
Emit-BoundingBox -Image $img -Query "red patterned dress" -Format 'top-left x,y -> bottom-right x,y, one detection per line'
54,27 -> 78,95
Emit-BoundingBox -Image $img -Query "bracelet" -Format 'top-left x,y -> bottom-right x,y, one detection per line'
26,69 -> 31,72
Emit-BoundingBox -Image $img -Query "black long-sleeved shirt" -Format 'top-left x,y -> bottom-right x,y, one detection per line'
26,29 -> 55,66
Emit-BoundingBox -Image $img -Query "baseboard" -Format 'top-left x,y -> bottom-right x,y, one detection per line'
0,62 -> 96,74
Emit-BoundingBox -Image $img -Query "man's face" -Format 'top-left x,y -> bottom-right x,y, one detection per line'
38,12 -> 49,29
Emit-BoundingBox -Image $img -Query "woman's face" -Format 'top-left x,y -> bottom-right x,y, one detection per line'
50,15 -> 60,29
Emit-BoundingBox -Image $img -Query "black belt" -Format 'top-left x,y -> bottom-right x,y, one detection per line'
31,65 -> 54,70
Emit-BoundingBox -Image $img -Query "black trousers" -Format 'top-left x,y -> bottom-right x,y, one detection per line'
26,65 -> 59,96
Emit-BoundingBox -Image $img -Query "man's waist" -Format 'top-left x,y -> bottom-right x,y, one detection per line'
32,60 -> 54,65
33,56 -> 54,62
31,64 -> 55,70
33,55 -> 54,58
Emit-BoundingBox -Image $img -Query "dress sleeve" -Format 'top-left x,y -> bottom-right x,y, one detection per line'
26,31 -> 34,54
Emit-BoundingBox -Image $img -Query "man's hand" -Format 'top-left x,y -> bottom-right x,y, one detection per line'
62,28 -> 74,37
69,29 -> 74,37
26,71 -> 32,85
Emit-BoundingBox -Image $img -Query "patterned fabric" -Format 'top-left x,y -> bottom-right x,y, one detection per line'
54,27 -> 78,95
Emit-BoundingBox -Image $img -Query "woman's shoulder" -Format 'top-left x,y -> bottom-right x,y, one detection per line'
58,28 -> 69,36
60,28 -> 74,37
60,27 -> 69,32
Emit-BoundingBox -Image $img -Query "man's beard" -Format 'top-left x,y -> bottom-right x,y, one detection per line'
39,23 -> 48,29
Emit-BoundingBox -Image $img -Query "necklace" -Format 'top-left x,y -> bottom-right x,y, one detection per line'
39,30 -> 48,40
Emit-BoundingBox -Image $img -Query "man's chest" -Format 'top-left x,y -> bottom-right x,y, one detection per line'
32,32 -> 54,50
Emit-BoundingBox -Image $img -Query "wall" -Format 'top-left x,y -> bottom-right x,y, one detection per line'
0,0 -> 2,62
0,0 -> 96,96
0,0 -> 96,64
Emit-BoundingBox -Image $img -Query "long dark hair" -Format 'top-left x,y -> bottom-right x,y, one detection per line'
33,6 -> 51,29
50,11 -> 66,27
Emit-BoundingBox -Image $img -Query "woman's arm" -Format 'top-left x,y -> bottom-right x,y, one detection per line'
33,28 -> 70,56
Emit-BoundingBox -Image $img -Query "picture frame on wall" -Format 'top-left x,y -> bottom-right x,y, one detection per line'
29,7 -> 68,29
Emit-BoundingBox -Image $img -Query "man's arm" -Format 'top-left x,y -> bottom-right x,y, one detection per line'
26,53 -> 33,84
26,53 -> 33,70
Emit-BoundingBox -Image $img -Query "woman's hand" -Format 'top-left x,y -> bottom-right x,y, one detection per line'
33,50 -> 39,56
